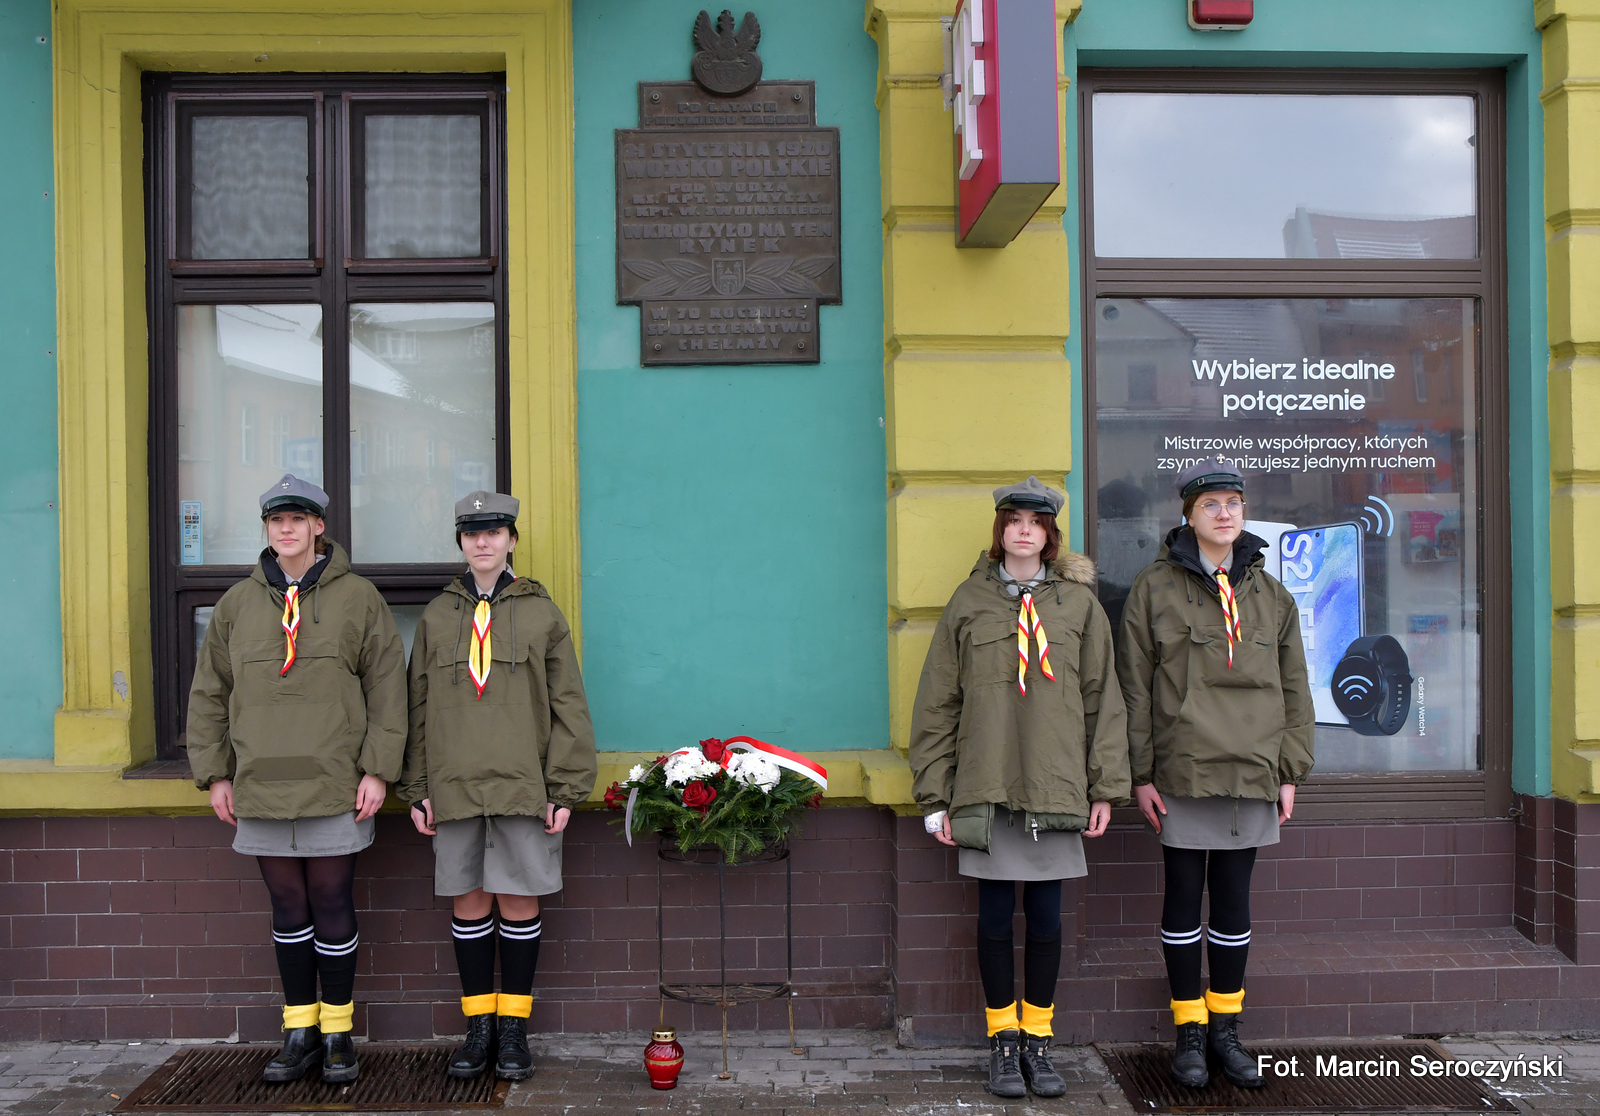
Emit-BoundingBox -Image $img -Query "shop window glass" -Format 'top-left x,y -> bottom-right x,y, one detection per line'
1091,94 -> 1477,259
348,303 -> 496,562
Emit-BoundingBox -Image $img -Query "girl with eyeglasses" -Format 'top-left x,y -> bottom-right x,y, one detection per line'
1116,456 -> 1313,1092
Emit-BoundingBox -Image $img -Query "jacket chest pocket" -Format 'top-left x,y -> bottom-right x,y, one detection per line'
433,639 -> 534,706
1189,625 -> 1277,689
963,619 -> 1021,686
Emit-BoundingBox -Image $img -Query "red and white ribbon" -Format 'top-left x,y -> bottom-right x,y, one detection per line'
723,736 -> 829,790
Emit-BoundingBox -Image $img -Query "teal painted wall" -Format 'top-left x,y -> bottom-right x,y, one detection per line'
1061,0 -> 1550,796
0,0 -> 61,760
571,0 -> 888,752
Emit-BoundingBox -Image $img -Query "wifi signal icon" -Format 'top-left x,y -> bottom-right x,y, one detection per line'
1337,673 -> 1376,702
1359,496 -> 1394,537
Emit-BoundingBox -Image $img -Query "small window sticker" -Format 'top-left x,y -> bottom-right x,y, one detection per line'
180,500 -> 203,566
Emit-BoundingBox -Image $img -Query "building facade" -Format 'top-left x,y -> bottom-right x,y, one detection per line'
0,0 -> 1596,1045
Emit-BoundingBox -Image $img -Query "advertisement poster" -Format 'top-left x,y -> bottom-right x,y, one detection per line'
1093,297 -> 1478,773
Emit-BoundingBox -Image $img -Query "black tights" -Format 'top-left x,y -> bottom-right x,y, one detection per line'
1160,846 -> 1255,1002
975,879 -> 1062,1010
259,854 -> 359,1007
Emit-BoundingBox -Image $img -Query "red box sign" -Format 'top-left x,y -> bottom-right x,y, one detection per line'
1189,0 -> 1254,28
951,0 -> 1059,248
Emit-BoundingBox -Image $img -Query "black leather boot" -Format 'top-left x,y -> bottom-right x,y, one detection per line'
321,1031 -> 359,1084
262,1026 -> 321,1083
1208,1013 -> 1264,1088
448,1014 -> 497,1079
495,1016 -> 534,1081
986,1029 -> 1027,1098
1019,1033 -> 1066,1097
1169,1021 -> 1209,1089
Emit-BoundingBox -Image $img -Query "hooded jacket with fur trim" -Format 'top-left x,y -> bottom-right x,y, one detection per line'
908,551 -> 1132,817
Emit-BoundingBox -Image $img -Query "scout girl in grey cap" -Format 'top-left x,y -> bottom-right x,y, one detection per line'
188,474 -> 408,1085
1115,456 -> 1313,1091
908,477 -> 1130,1100
399,491 -> 597,1082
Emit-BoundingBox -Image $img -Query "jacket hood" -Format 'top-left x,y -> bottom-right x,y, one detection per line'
251,539 -> 351,593
969,550 -> 1097,587
1158,525 -> 1267,584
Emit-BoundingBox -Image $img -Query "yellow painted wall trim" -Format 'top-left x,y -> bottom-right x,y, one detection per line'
50,0 -> 578,785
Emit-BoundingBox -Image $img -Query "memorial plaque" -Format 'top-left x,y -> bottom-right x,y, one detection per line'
617,10 -> 841,366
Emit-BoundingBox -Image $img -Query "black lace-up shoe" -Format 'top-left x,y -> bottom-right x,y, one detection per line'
1019,1032 -> 1067,1097
320,1031 -> 359,1084
986,1029 -> 1027,1098
262,1026 -> 321,1083
448,1014 -> 497,1079
1208,1013 -> 1264,1088
1170,1021 -> 1209,1089
495,1016 -> 534,1081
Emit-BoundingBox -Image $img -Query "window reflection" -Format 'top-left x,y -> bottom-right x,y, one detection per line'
348,303 -> 496,562
1092,94 -> 1477,259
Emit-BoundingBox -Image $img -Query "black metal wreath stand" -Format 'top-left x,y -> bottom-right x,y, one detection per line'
656,837 -> 801,1078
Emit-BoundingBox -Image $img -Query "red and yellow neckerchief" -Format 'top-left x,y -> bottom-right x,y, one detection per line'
1215,568 -> 1242,669
279,585 -> 300,675
468,599 -> 492,699
1016,591 -> 1055,694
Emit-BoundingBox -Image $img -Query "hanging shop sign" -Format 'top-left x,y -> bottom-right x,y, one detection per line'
943,0 -> 1060,248
616,10 -> 841,366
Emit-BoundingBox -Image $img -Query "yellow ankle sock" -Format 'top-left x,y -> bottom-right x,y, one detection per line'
1205,988 -> 1244,1014
985,1002 -> 1020,1037
1170,997 -> 1208,1026
497,993 -> 533,1019
461,993 -> 498,1017
318,1000 -> 354,1034
1019,1001 -> 1053,1038
282,1003 -> 319,1030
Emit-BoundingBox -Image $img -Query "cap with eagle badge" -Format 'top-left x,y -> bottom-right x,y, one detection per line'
455,490 -> 519,530
1176,455 -> 1246,501
993,476 -> 1065,516
259,473 -> 329,518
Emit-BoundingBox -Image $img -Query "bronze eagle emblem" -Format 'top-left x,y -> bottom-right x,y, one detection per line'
691,9 -> 762,96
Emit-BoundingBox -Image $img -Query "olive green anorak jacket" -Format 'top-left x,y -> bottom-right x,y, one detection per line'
187,542 -> 408,820
397,572 -> 597,822
1116,526 -> 1314,801
908,552 -> 1131,817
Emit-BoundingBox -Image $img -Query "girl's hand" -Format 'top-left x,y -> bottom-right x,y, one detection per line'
1084,800 -> 1111,837
1278,783 -> 1296,824
355,774 -> 387,821
209,779 -> 237,827
933,814 -> 956,847
1135,784 -> 1166,834
411,799 -> 437,836
545,802 -> 571,834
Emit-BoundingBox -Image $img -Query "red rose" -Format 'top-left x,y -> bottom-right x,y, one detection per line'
653,755 -> 669,767
681,780 -> 717,814
604,781 -> 627,810
807,793 -> 823,810
700,738 -> 729,765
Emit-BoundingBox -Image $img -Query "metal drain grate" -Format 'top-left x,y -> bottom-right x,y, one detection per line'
113,1044 -> 511,1111
1097,1040 -> 1518,1114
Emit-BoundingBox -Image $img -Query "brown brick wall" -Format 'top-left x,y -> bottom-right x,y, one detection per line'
2,805 -> 1596,1046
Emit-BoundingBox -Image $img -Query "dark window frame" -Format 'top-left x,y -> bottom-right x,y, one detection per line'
1077,68 -> 1511,821
145,71 -> 511,762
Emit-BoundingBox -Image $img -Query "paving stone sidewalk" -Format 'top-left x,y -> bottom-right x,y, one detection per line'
2,1030 -> 1598,1116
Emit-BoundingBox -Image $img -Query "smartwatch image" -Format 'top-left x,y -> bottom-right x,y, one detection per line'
1331,635 -> 1413,737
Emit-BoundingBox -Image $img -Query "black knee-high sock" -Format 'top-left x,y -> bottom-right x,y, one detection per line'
975,930 -> 1015,1010
1205,847 -> 1257,996
1023,932 -> 1062,1008
452,914 -> 497,999
314,925 -> 360,1006
497,916 -> 542,998
271,921 -> 318,1007
1161,847 -> 1206,1002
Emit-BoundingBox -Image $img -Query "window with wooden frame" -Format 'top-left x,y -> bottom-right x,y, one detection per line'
1078,69 -> 1510,820
145,73 -> 509,761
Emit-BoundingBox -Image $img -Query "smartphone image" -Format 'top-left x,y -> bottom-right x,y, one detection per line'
1278,523 -> 1365,726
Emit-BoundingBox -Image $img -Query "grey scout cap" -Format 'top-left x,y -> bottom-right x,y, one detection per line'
993,476 -> 1064,515
1176,454 -> 1246,501
260,473 -> 329,518
456,490 -> 519,530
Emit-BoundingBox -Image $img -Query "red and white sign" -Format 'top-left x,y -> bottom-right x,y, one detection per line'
948,0 -> 1059,248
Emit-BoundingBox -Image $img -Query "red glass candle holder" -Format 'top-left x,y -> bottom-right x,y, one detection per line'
644,1026 -> 685,1089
